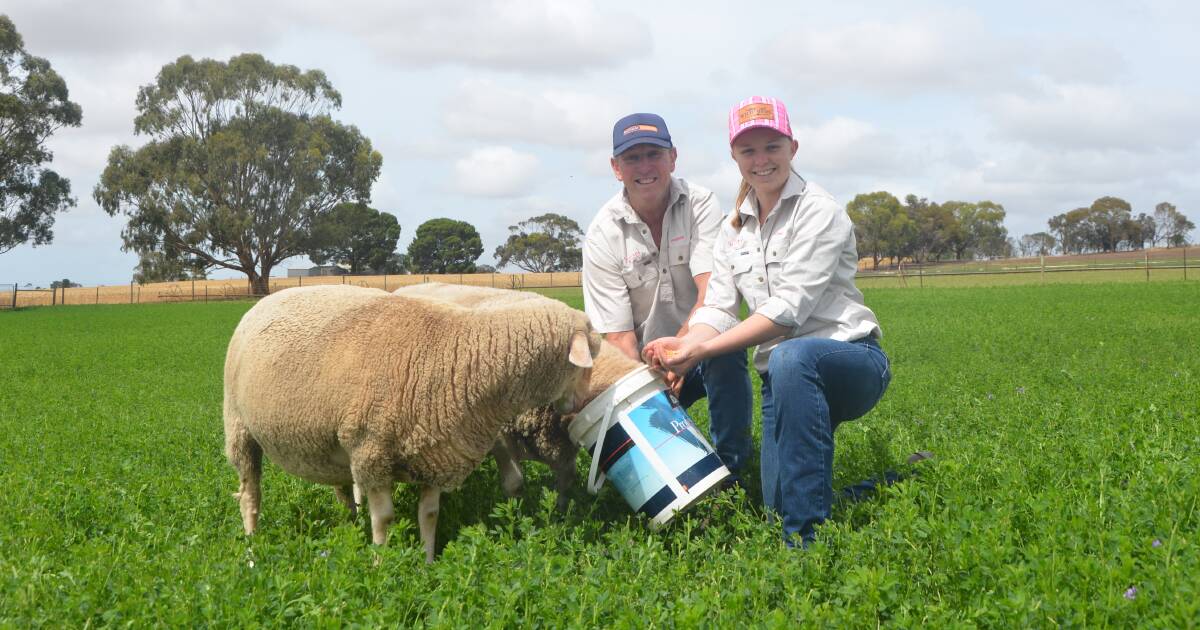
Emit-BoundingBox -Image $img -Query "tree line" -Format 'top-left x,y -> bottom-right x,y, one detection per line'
1,15 -> 1193,290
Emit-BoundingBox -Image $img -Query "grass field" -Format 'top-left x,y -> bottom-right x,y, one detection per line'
2,283 -> 1198,626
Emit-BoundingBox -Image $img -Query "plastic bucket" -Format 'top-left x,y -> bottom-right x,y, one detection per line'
568,365 -> 730,527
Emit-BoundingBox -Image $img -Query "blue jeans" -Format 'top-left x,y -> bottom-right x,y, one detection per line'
677,350 -> 754,476
760,336 -> 890,546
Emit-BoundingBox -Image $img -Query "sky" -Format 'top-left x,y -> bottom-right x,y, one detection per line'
3,0 -> 1199,287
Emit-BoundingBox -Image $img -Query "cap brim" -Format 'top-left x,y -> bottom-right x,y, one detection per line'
613,137 -> 673,156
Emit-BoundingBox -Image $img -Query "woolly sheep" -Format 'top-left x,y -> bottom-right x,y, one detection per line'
393,283 -> 641,509
223,284 -> 599,562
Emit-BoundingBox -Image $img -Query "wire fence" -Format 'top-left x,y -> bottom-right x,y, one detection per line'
0,271 -> 583,309
2,247 -> 1195,310
855,246 -> 1193,289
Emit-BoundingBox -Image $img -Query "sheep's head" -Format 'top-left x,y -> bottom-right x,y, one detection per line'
550,327 -> 602,414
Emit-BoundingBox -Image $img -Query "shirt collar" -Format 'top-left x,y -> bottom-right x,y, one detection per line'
736,172 -> 808,221
615,177 -> 686,224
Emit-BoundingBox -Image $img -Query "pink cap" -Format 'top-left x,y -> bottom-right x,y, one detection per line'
728,96 -> 792,144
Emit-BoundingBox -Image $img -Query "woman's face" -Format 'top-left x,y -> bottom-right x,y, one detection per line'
730,127 -> 798,195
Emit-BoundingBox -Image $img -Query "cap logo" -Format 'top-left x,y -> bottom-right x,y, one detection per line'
737,103 -> 775,125
623,124 -> 659,135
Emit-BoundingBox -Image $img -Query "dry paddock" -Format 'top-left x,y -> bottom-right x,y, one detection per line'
5,272 -> 582,308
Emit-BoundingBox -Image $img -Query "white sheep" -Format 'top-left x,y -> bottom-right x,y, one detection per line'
393,283 -> 641,509
223,284 -> 599,562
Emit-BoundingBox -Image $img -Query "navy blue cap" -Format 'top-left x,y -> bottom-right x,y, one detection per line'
612,113 -> 673,156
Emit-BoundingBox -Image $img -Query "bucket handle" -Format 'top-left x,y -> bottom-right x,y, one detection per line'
586,400 -> 618,495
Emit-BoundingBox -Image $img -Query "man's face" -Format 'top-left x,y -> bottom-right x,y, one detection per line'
610,144 -> 677,207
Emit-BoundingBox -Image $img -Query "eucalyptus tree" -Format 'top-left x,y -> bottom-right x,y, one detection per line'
94,53 -> 381,293
0,15 -> 82,254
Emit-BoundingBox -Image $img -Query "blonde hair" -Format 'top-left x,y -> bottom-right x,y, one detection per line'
730,180 -> 751,229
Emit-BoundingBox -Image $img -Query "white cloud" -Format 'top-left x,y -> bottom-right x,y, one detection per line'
7,0 -> 651,74
315,0 -> 651,74
454,146 -> 540,198
760,12 -> 1021,96
791,117 -> 910,176
443,78 -> 628,149
4,2 -> 290,59
990,83 -> 1200,153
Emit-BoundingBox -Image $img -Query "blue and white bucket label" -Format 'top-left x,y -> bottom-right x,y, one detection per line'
597,390 -> 725,519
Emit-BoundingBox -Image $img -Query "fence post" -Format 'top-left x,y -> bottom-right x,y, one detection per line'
130,280 -> 134,304
192,279 -> 195,301
205,286 -> 209,303
11,282 -> 17,309
918,265 -> 923,289
1040,255 -> 1045,283
1184,245 -> 1188,281
383,274 -> 388,291
137,286 -> 141,303
1146,250 -> 1150,282
492,273 -> 496,288
96,286 -> 99,305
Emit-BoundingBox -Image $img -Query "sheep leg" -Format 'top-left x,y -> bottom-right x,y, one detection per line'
491,438 -> 525,497
418,485 -> 441,563
225,420 -> 263,535
365,486 -> 395,545
333,485 -> 357,519
552,455 -> 578,512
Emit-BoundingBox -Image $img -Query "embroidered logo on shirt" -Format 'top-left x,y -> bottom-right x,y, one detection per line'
670,235 -> 686,243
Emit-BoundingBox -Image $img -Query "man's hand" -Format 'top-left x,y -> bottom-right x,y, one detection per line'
662,370 -> 685,398
643,336 -> 704,377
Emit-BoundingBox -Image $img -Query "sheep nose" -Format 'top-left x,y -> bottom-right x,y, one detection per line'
553,395 -> 575,414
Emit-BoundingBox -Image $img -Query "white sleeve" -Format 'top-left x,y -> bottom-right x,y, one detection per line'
688,223 -> 741,333
582,227 -> 635,333
688,188 -> 720,277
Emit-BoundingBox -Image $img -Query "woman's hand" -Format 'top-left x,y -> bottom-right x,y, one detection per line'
643,336 -> 705,377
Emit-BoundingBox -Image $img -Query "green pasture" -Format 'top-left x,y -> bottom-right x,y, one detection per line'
1,283 -> 1198,626
856,267 -> 1195,289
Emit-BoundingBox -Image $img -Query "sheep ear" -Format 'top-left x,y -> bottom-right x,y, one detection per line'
568,331 -> 593,368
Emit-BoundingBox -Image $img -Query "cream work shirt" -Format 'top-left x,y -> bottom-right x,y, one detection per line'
690,174 -> 881,373
583,177 -> 720,350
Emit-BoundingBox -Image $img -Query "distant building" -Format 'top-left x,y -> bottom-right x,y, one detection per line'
287,265 -> 350,278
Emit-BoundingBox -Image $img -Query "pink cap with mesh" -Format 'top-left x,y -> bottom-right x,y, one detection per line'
728,96 -> 792,144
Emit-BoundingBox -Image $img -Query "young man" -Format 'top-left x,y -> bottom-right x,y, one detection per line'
582,112 -> 754,477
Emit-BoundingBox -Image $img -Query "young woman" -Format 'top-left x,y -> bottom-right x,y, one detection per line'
642,96 -> 890,546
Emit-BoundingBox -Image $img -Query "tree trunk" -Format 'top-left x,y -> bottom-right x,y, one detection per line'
246,271 -> 271,296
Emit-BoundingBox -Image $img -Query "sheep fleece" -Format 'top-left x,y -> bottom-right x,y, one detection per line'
224,284 -> 594,490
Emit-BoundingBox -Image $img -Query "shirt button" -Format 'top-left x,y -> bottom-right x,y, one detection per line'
771,251 -> 777,256
677,256 -> 683,261
758,277 -> 764,283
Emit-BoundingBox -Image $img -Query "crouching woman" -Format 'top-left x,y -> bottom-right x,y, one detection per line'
643,96 -> 889,546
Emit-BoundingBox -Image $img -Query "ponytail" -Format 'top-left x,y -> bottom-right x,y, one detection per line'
730,179 -> 751,229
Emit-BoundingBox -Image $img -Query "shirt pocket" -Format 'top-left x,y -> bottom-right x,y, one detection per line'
728,254 -> 758,295
763,246 -> 786,281
668,241 -> 690,270
620,264 -> 655,289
